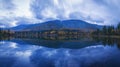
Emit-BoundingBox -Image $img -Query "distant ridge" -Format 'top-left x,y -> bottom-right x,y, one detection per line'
9,20 -> 102,31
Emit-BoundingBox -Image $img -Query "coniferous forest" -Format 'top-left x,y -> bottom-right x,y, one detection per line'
92,23 -> 120,36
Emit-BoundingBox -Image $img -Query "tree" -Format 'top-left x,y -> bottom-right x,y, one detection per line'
107,26 -> 114,35
102,26 -> 107,35
117,23 -> 120,30
0,28 -> 1,32
116,23 -> 120,35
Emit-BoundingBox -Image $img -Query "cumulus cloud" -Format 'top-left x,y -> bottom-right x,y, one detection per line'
31,0 -> 120,25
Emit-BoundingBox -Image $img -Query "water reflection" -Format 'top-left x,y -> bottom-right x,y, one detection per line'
93,37 -> 120,49
30,45 -> 120,67
0,37 -> 120,67
9,38 -> 99,49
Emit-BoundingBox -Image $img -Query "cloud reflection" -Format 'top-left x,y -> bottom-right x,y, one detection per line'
0,41 -> 120,67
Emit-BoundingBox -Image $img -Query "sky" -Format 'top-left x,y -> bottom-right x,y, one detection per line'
0,0 -> 120,28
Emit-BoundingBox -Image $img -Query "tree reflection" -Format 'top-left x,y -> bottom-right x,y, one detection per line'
1,36 -> 120,49
0,36 -> 14,41
93,37 -> 120,49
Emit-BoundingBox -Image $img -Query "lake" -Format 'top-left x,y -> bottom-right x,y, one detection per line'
0,37 -> 120,67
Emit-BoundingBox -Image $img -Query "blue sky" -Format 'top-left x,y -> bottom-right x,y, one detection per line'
0,0 -> 120,28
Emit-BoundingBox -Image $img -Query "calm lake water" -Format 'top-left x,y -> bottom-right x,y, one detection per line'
0,37 -> 120,67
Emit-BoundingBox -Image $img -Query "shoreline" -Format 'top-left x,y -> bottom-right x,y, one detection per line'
92,35 -> 120,38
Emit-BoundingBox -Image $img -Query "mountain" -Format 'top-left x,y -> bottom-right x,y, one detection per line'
9,24 -> 30,31
9,20 -> 102,31
8,24 -> 38,31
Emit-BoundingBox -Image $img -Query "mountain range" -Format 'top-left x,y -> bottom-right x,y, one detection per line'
8,20 -> 102,31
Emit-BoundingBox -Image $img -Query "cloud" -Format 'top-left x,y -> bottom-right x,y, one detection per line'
0,18 -> 17,28
1,0 -> 120,28
0,0 -> 16,19
13,0 -> 33,18
31,0 -> 120,25
0,17 -> 42,28
0,0 -> 15,10
0,0 -> 34,28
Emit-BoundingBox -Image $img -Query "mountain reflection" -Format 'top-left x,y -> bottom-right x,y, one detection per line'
0,37 -> 120,67
9,38 -> 98,49
1,36 -> 120,49
0,41 -> 120,67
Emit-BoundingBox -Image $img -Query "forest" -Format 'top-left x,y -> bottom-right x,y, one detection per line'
92,23 -> 120,36
1,23 -> 120,38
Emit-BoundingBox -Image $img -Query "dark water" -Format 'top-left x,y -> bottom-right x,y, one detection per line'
0,37 -> 120,67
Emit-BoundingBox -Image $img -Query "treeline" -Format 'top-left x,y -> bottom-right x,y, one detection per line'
92,23 -> 120,35
14,29 -> 86,38
0,29 -> 14,37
